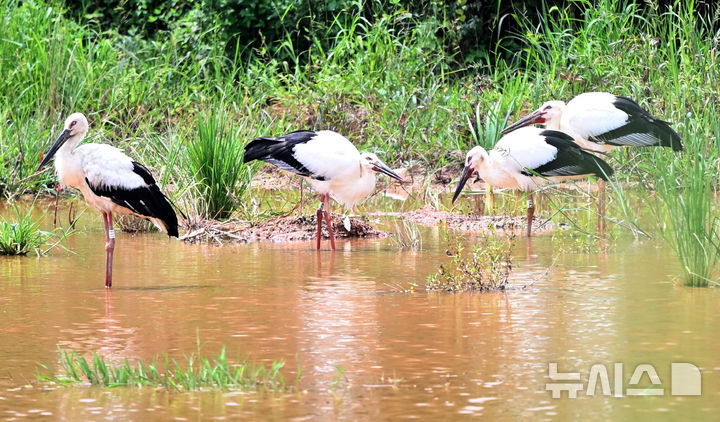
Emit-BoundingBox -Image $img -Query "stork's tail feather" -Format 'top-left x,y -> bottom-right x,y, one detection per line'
654,120 -> 684,151
585,152 -> 615,181
243,137 -> 283,163
143,185 -> 179,237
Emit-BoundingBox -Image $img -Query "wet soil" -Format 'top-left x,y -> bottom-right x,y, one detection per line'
180,214 -> 388,244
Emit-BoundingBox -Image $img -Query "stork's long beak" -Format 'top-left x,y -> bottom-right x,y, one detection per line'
452,166 -> 474,204
372,160 -> 404,182
501,109 -> 546,135
37,129 -> 71,171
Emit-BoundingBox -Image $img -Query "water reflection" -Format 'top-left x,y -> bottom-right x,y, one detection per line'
0,202 -> 719,420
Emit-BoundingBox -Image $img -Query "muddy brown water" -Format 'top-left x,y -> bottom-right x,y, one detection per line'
1,199 -> 719,421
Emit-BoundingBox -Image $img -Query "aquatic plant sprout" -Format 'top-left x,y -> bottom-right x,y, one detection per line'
427,232 -> 514,292
37,347 -> 290,392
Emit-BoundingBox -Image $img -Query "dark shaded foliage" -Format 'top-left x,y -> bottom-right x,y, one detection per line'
56,0 -> 719,69
65,0 -> 719,67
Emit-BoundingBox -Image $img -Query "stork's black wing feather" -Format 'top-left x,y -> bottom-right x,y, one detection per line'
86,162 -> 179,237
588,96 -> 683,151
243,130 -> 327,180
522,130 -> 614,180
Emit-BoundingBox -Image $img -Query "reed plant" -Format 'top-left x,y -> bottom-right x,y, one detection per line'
186,110 -> 255,220
653,152 -> 719,287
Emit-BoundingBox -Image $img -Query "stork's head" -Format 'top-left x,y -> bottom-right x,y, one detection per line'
359,152 -> 404,182
452,146 -> 489,204
63,112 -> 89,137
37,113 -> 89,171
501,100 -> 566,135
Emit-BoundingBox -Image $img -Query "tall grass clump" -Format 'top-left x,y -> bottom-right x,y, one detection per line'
186,110 -> 255,219
654,153 -> 719,287
38,346 -> 290,391
0,205 -> 65,255
427,232 -> 514,292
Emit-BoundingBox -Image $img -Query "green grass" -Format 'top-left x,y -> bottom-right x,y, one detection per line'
186,110 -> 256,219
653,152 -> 719,287
37,346 -> 290,391
0,204 -> 69,255
427,232 -> 514,292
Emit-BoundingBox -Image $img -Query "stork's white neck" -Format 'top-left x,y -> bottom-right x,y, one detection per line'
63,132 -> 86,153
54,133 -> 86,189
545,115 -> 562,130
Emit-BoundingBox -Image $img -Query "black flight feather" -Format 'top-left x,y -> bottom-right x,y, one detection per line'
86,162 -> 179,237
522,130 -> 614,180
243,130 -> 327,181
588,96 -> 683,151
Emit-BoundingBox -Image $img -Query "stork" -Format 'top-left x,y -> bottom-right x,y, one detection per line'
500,92 -> 683,232
501,92 -> 683,151
37,113 -> 180,288
243,130 -> 403,250
452,127 -> 614,236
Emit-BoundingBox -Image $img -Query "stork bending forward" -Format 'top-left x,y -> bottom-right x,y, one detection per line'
452,127 -> 614,237
500,92 -> 683,152
37,113 -> 179,288
243,130 -> 403,250
500,92 -> 682,234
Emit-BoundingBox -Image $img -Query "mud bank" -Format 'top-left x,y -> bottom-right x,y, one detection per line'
180,214 -> 389,244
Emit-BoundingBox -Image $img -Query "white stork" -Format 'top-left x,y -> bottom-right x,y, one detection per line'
500,92 -> 682,232
37,113 -> 180,288
452,127 -> 614,236
500,92 -> 683,152
243,130 -> 403,250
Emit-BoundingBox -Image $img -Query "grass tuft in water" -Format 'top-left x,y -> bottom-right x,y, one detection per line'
426,232 -> 514,292
186,110 -> 255,220
654,152 -> 719,287
0,204 -> 68,255
37,346 -> 290,391
390,219 -> 422,250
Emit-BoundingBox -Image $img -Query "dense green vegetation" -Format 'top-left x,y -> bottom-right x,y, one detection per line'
1,0 -> 719,285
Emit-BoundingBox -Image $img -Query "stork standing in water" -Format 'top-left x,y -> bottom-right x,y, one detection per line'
37,113 -> 179,288
500,92 -> 683,232
452,127 -> 614,236
243,130 -> 403,250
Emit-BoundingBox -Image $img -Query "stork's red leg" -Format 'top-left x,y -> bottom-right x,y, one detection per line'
526,193 -> 535,237
323,195 -> 336,250
103,212 -> 115,288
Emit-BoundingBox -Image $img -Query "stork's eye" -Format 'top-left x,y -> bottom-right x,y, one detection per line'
70,121 -> 77,127
543,105 -> 552,111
